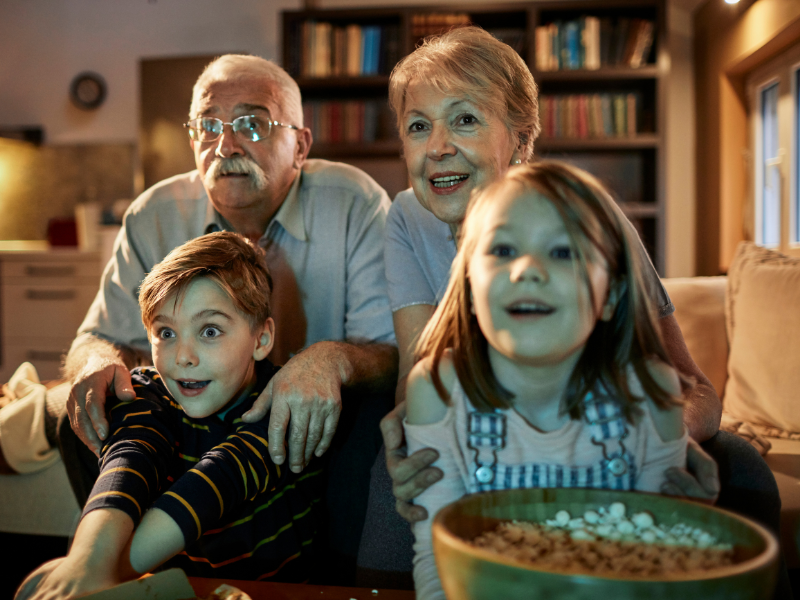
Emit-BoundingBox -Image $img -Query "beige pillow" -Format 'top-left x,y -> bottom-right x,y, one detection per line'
724,242 -> 800,433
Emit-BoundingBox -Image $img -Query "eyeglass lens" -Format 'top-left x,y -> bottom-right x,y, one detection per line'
191,116 -> 269,142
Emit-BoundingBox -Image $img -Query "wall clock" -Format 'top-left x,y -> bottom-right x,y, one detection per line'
70,72 -> 107,110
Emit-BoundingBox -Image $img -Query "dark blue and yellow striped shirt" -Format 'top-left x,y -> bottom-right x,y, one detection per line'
82,360 -> 324,582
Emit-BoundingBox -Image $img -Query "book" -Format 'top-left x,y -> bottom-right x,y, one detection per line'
346,24 -> 362,76
613,18 -> 630,66
314,22 -> 332,77
629,20 -> 654,68
535,26 -> 551,71
613,94 -> 626,136
583,16 -> 600,70
599,18 -> 614,67
564,21 -> 580,70
626,93 -> 637,135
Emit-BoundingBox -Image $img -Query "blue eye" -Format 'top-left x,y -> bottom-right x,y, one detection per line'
158,328 -> 175,340
492,245 -> 515,258
551,246 -> 573,259
202,326 -> 222,338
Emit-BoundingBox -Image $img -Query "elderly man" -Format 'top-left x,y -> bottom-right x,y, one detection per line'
58,54 -> 397,583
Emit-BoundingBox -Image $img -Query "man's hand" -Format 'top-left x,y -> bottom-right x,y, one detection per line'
67,356 -> 135,455
381,401 -> 443,523
243,344 -> 344,473
661,438 -> 720,504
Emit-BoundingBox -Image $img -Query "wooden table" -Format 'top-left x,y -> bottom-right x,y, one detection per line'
189,578 -> 416,600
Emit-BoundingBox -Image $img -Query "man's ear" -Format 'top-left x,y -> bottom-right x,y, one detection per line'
293,128 -> 313,170
600,279 -> 626,322
253,317 -> 275,361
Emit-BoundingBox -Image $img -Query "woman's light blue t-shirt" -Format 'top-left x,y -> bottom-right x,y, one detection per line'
384,188 -> 673,317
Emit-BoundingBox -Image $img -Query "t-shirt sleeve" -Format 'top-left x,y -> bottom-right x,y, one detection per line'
341,186 -> 396,344
635,408 -> 689,493
77,209 -> 153,352
385,196 -> 437,312
151,422 -> 311,545
82,371 -> 175,525
405,410 -> 466,600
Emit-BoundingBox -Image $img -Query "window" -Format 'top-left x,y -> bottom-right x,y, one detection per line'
747,43 -> 800,255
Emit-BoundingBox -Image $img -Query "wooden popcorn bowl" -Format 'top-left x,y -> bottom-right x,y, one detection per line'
432,488 -> 778,600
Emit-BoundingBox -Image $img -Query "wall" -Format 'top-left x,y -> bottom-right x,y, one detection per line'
0,0 -> 299,144
694,0 -> 800,274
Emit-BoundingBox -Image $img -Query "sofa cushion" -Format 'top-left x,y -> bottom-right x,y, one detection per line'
662,277 -> 728,397
724,242 -> 800,433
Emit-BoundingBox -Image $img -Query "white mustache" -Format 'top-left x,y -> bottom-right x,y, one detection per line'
205,156 -> 268,190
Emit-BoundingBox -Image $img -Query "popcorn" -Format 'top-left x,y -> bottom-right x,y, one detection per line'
470,502 -> 734,576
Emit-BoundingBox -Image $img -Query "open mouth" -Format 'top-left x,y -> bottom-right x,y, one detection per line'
177,380 -> 211,390
506,302 -> 555,316
431,175 -> 468,188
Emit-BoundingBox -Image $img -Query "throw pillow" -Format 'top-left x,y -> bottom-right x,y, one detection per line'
724,242 -> 800,433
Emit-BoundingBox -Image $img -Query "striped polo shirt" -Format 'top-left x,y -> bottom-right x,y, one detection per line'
82,361 -> 324,582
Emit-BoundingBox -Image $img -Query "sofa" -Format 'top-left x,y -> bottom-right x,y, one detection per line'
664,250 -> 800,569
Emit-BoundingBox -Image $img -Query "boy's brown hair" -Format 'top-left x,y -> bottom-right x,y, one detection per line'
139,231 -> 273,331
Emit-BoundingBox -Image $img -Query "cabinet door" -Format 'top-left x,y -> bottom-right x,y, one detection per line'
2,283 -> 98,339
0,337 -> 76,382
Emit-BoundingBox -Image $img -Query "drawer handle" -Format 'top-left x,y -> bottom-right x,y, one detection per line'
25,266 -> 77,277
25,289 -> 77,301
26,350 -> 64,362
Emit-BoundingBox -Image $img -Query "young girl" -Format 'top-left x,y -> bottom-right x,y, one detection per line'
404,161 -> 689,600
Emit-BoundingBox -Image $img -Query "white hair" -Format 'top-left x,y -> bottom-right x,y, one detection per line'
190,54 -> 303,126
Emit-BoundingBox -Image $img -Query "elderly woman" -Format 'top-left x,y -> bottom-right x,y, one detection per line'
356,26 -> 786,593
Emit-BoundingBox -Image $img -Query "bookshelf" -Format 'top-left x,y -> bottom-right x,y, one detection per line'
282,0 -> 666,273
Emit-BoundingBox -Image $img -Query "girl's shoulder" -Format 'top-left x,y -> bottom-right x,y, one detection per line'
633,359 -> 684,443
406,350 -> 458,426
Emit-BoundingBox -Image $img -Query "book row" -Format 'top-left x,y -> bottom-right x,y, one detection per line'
303,100 -> 396,144
539,93 -> 641,139
410,13 -> 470,38
290,22 -> 402,79
535,17 -> 654,71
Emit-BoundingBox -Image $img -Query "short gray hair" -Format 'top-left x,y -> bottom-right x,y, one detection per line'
190,54 -> 303,126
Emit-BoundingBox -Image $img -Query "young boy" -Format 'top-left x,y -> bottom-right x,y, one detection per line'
18,232 -> 324,599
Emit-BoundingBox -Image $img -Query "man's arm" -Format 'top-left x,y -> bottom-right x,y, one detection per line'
63,333 -> 146,454
244,340 -> 398,473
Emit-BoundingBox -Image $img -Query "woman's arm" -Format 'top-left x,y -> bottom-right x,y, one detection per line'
393,304 -> 436,406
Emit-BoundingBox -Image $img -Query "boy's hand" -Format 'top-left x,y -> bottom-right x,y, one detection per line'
15,556 -> 117,600
381,401 -> 443,523
244,344 -> 343,473
67,356 -> 136,455
661,438 -> 720,504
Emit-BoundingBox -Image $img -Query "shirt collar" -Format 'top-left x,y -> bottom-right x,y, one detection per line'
202,169 -> 307,242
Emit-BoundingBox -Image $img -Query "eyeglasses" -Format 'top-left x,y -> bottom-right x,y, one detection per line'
184,115 -> 300,143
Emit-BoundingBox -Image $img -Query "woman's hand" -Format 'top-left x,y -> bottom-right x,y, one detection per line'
661,438 -> 720,504
381,401 -> 443,522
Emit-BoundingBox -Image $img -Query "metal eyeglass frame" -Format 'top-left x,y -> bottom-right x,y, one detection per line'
184,115 -> 300,143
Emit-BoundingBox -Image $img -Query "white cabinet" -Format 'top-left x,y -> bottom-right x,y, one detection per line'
0,250 -> 101,382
